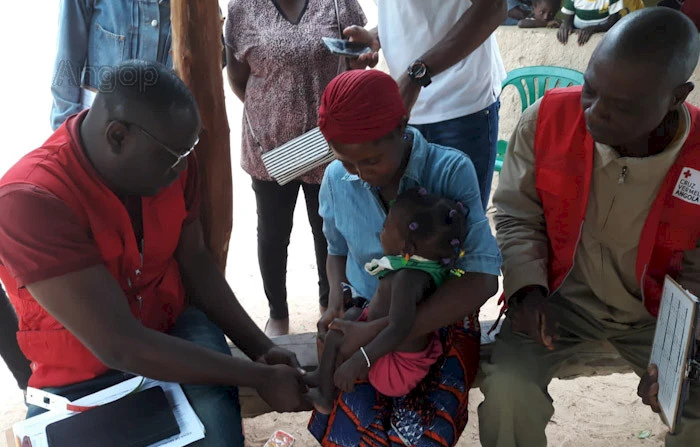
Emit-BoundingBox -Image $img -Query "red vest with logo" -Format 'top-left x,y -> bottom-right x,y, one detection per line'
535,86 -> 700,317
0,113 -> 189,388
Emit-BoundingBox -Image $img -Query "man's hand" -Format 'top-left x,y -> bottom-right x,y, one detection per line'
334,353 -> 368,393
637,364 -> 661,413
397,74 -> 421,115
257,346 -> 301,369
577,27 -> 595,46
256,364 -> 308,412
557,20 -> 574,44
343,26 -> 380,69
509,286 -> 558,350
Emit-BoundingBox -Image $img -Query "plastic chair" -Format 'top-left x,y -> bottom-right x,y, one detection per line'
495,66 -> 584,172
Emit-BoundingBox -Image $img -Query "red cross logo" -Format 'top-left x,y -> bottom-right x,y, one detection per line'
684,170 -> 692,179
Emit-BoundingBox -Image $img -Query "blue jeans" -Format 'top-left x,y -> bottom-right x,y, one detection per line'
413,101 -> 500,210
25,308 -> 245,447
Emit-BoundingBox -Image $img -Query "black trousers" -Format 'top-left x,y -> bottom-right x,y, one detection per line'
0,286 -> 31,389
251,178 -> 330,320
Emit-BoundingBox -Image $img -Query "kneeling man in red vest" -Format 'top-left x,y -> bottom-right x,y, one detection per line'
0,60 -> 307,446
478,8 -> 700,447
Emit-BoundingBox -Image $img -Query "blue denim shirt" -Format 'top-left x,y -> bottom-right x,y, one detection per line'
319,127 -> 502,300
50,0 -> 173,130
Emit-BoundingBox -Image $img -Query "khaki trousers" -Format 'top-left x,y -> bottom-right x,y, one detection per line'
477,297 -> 700,446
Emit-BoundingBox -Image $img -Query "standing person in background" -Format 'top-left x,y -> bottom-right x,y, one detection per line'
345,0 -> 507,210
224,0 -> 367,337
50,0 -> 174,131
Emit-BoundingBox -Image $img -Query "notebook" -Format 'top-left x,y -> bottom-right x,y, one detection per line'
649,275 -> 700,433
261,127 -> 335,186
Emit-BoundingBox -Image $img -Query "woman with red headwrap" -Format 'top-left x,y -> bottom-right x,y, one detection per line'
308,69 -> 502,446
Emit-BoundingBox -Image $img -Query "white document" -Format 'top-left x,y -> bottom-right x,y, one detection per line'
12,377 -> 205,447
649,276 -> 699,433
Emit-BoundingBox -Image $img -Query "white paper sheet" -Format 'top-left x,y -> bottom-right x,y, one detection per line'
12,377 -> 205,447
649,276 -> 698,433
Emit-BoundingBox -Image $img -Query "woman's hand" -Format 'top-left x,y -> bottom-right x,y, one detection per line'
317,306 -> 344,342
334,353 -> 369,393
331,317 -> 389,359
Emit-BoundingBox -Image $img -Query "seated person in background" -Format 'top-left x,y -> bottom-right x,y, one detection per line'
517,0 -> 562,28
504,0 -> 533,25
306,188 -> 467,413
557,0 -> 624,45
0,60 -> 307,446
309,69 -> 500,447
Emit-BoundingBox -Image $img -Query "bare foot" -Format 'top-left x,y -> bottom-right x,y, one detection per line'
306,388 -> 333,414
264,318 -> 289,337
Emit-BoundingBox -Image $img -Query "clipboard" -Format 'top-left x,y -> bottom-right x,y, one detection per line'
649,275 -> 700,433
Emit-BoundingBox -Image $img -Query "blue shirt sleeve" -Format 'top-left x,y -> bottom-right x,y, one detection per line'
439,156 -> 502,277
50,0 -> 92,130
319,167 -> 349,257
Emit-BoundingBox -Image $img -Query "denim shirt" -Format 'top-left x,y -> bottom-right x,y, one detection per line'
319,127 -> 502,300
50,0 -> 173,130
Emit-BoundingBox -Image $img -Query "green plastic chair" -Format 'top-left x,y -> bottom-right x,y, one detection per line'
494,66 -> 584,173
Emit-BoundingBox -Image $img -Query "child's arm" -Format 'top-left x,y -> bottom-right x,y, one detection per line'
333,269 -> 431,392
576,13 -> 621,45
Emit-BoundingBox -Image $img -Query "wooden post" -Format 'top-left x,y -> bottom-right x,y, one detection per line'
171,0 -> 232,270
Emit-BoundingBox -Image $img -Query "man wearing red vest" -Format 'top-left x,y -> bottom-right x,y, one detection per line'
479,8 -> 700,446
0,61 -> 308,446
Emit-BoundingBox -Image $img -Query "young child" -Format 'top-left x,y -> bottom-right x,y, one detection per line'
518,0 -> 562,28
558,0 -> 626,45
306,188 -> 467,413
505,0 -> 534,25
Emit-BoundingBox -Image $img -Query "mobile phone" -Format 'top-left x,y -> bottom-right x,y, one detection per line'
322,37 -> 371,59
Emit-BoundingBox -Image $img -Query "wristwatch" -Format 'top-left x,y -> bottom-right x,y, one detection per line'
407,59 -> 432,87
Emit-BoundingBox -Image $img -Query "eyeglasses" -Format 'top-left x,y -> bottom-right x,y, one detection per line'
129,123 -> 199,169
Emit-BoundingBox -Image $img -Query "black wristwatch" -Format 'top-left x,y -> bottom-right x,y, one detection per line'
407,59 -> 432,87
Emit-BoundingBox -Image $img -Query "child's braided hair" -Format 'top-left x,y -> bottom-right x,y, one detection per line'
389,187 -> 468,264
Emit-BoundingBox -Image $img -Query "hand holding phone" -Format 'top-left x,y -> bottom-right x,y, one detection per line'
322,37 -> 371,59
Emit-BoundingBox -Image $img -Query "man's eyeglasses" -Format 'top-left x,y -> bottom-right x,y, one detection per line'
129,123 -> 199,169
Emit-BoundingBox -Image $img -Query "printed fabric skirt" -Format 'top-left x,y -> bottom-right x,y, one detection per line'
308,314 -> 481,447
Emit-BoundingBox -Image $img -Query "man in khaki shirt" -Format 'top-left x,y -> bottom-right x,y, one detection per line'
478,9 -> 700,447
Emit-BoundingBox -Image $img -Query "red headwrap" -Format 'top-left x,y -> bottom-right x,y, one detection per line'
318,70 -> 407,144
